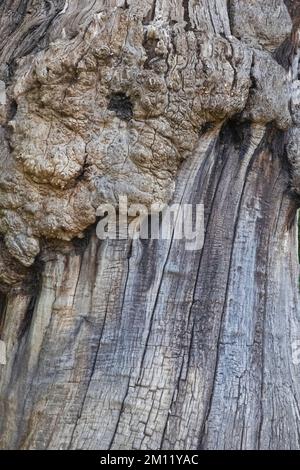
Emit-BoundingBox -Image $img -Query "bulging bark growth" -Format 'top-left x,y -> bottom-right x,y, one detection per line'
0,0 -> 300,450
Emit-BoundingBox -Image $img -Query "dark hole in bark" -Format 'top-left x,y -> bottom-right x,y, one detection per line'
182,0 -> 192,31
249,74 -> 258,91
107,92 -> 133,121
249,55 -> 258,91
219,117 -> 253,158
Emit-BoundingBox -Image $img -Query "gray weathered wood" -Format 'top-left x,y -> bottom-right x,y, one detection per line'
1,0 -> 300,450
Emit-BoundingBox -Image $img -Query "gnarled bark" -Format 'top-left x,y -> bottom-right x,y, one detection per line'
1,0 -> 300,450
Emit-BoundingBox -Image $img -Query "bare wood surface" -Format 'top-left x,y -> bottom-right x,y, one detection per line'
0,0 -> 300,450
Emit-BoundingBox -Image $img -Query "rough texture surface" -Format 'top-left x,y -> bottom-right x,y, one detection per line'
0,0 -> 293,276
229,0 -> 292,52
0,0 -> 300,450
0,5 -> 255,271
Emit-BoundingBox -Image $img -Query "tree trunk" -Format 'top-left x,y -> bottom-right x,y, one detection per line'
1,0 -> 300,450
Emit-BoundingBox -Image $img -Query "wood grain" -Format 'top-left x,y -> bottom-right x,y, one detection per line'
0,0 -> 300,450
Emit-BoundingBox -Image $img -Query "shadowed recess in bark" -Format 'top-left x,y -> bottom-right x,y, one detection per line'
0,293 -> 7,338
107,93 -> 133,121
72,224 -> 98,255
219,118 -> 255,157
182,0 -> 192,31
17,294 -> 37,340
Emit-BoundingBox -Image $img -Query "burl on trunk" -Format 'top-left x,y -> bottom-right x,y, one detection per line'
1,0 -> 300,450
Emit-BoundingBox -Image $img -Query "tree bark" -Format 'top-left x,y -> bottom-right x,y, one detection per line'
1,0 -> 300,450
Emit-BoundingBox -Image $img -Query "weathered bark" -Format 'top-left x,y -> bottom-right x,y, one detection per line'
1,0 -> 300,450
